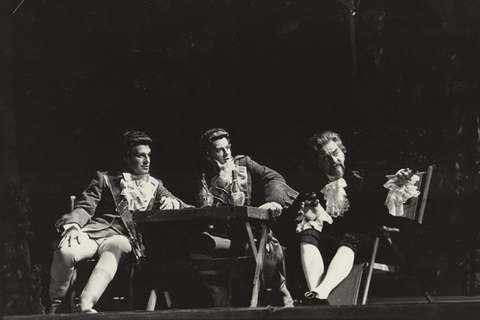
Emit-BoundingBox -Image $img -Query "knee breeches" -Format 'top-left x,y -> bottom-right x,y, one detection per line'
50,234 -> 132,282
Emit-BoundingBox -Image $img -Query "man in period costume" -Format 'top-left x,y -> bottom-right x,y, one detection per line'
49,130 -> 192,313
193,128 -> 299,307
297,130 -> 419,304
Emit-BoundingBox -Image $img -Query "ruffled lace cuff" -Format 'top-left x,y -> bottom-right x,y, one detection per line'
383,174 -> 420,216
295,203 -> 333,233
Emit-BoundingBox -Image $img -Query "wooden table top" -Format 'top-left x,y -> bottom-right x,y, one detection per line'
133,206 -> 270,223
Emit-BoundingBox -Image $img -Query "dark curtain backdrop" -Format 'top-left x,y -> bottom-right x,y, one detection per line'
2,0 -> 480,303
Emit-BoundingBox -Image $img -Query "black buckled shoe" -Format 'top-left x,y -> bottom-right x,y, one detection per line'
304,291 -> 330,305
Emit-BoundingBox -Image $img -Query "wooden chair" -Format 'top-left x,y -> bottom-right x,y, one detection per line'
327,166 -> 435,305
361,166 -> 435,304
65,196 -> 135,311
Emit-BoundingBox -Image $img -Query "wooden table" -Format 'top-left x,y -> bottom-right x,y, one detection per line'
134,206 -> 272,309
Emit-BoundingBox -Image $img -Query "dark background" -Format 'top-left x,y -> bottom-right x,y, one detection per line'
2,0 -> 480,311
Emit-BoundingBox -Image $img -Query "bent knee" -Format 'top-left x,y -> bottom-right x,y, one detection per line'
98,235 -> 132,257
55,239 -> 99,265
53,246 -> 77,265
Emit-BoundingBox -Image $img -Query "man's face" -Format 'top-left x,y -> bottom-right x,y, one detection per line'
125,145 -> 151,175
317,140 -> 345,179
207,137 -> 232,166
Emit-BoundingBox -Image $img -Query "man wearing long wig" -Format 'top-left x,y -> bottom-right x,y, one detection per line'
297,131 -> 419,304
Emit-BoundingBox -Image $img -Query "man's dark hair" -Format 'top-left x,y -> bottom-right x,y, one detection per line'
200,128 -> 230,154
123,130 -> 153,157
308,130 -> 347,154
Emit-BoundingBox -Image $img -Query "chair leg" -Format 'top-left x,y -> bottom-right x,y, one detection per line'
127,261 -> 135,310
385,235 -> 406,266
386,235 -> 435,303
365,229 -> 435,304
361,236 -> 380,305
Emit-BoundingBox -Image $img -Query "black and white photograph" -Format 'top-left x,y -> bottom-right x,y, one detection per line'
1,1 -> 480,319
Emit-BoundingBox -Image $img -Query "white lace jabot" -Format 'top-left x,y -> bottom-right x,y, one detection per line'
321,178 -> 350,218
120,172 -> 157,211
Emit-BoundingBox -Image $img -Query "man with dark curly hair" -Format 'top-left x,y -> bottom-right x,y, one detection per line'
192,128 -> 299,307
49,131 -> 192,313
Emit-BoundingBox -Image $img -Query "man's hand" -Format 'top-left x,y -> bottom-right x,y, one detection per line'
297,200 -> 332,227
394,168 -> 413,186
259,201 -> 283,218
159,197 -> 181,210
214,159 -> 223,171
58,224 -> 82,249
299,201 -> 317,221
215,159 -> 235,174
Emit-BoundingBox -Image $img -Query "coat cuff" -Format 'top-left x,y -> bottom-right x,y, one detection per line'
54,208 -> 91,231
264,180 -> 299,208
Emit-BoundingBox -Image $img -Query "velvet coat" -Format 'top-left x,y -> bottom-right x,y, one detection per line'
207,155 -> 299,208
55,171 -> 191,239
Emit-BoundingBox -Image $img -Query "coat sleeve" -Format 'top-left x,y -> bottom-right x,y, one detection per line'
54,171 -> 105,230
243,156 -> 299,208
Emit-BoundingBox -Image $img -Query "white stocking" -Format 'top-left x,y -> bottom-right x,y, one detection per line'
300,243 -> 325,291
312,246 -> 354,299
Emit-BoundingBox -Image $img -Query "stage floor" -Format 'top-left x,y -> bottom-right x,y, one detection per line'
4,297 -> 480,320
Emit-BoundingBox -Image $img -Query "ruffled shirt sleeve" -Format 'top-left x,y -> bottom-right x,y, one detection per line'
383,174 -> 420,216
296,178 -> 350,233
295,202 -> 333,233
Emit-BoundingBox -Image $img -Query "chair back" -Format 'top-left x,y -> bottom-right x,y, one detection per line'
401,166 -> 433,224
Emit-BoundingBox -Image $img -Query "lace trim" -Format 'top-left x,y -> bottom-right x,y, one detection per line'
321,178 -> 350,218
296,203 -> 333,233
120,173 -> 157,211
384,174 -> 420,216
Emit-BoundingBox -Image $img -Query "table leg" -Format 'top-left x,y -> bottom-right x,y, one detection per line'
245,221 -> 258,258
250,223 -> 268,307
146,289 -> 157,311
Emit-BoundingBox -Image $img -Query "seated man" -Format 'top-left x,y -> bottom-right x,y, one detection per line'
296,130 -> 419,304
192,128 -> 299,307
49,130 -> 192,313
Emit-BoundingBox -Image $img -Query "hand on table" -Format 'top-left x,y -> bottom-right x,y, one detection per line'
159,197 -> 181,209
259,201 -> 283,218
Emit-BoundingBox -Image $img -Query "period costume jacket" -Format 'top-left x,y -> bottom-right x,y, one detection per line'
208,155 -> 299,208
55,171 -> 191,239
296,169 -> 371,236
297,168 -> 422,261
203,155 -> 298,296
